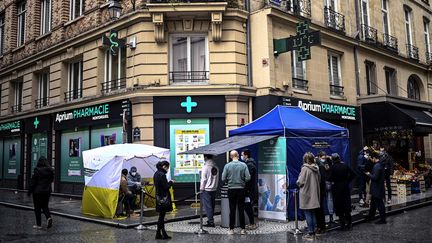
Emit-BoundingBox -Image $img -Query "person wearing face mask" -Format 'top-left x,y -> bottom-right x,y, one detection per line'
314,151 -> 330,235
154,161 -> 175,240
127,166 -> 142,210
357,146 -> 370,207
241,149 -> 258,230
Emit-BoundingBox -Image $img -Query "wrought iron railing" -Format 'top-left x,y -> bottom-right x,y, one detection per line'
422,0 -> 429,5
361,24 -> 378,44
288,0 -> 311,18
169,71 -> 209,83
292,78 -> 308,91
324,7 -> 345,33
35,97 -> 49,109
426,52 -> 432,65
330,84 -> 344,97
406,44 -> 419,60
11,104 -> 22,113
383,33 -> 398,52
64,89 -> 82,102
101,78 -> 127,94
149,0 -> 226,2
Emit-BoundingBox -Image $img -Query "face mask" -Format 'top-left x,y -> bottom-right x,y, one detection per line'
131,172 -> 136,176
241,156 -> 245,161
364,155 -> 369,159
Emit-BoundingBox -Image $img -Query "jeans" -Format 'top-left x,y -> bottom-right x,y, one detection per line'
33,193 -> 51,226
368,196 -> 386,222
202,190 -> 216,224
358,174 -> 367,200
228,188 -> 246,230
385,170 -> 392,200
303,209 -> 317,234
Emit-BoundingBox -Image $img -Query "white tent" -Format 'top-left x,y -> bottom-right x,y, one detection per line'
81,143 -> 169,218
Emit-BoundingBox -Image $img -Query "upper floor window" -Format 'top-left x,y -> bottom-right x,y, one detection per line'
385,67 -> 397,96
424,18 -> 431,54
12,78 -> 23,113
361,0 -> 370,27
40,0 -> 52,35
66,60 -> 83,101
36,72 -> 49,108
407,75 -> 421,100
381,0 -> 390,35
0,13 -> 5,55
17,1 -> 27,47
327,53 -> 344,97
170,34 -> 209,84
291,50 -> 307,91
404,7 -> 413,45
103,48 -> 126,93
70,0 -> 85,21
365,61 -> 377,95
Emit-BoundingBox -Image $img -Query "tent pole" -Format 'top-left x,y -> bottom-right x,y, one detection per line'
135,188 -> 147,230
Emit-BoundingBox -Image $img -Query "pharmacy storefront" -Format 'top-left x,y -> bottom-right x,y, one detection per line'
53,99 -> 131,194
0,119 -> 24,189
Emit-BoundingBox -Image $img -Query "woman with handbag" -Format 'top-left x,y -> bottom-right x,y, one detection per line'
154,160 -> 174,240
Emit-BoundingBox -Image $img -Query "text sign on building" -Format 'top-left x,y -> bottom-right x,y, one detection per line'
273,20 -> 321,61
281,97 -> 359,121
0,120 -> 22,136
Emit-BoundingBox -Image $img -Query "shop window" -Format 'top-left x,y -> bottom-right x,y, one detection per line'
36,72 -> 49,108
0,13 -> 5,55
291,50 -> 308,91
102,48 -> 126,93
12,78 -> 23,113
70,0 -> 85,21
17,1 -> 27,47
66,60 -> 83,101
384,67 -> 397,96
327,53 -> 344,97
40,0 -> 52,35
170,34 -> 209,84
407,75 -> 421,100
365,61 -> 377,95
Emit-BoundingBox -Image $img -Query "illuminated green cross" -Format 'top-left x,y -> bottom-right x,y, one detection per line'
33,117 -> 40,129
181,96 -> 197,113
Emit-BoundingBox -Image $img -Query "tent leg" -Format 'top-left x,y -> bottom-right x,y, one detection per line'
136,188 -> 147,230
288,189 -> 303,235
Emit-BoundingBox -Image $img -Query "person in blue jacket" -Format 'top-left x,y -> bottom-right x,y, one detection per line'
365,152 -> 387,224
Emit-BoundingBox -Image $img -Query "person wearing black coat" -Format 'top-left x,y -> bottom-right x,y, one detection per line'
314,151 -> 330,234
366,152 -> 387,224
328,153 -> 355,231
28,156 -> 54,229
241,149 -> 257,229
153,161 -> 174,240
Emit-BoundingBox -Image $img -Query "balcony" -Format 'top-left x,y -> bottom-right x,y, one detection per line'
406,44 -> 419,61
64,89 -> 82,102
11,104 -> 22,113
330,84 -> 344,97
324,7 -> 345,33
361,24 -> 378,44
169,71 -> 209,84
101,78 -> 127,94
383,34 -> 398,52
149,0 -> 225,2
35,97 -> 49,109
426,52 -> 432,65
269,0 -> 311,18
292,78 -> 308,91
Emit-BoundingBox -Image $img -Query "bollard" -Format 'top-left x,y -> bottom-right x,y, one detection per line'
194,192 -> 208,235
135,188 -> 147,230
289,189 -> 302,235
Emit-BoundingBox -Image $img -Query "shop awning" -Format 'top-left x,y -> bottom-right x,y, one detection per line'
178,135 -> 278,155
362,102 -> 432,133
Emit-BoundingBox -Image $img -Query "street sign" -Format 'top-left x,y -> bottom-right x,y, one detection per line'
273,20 -> 321,61
102,30 -> 126,56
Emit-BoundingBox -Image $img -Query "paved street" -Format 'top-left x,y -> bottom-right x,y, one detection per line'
1,204 -> 432,243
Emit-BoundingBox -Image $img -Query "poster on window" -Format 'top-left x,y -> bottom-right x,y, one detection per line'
169,119 -> 209,183
0,140 -> 3,179
60,129 -> 89,182
90,125 -> 123,149
3,138 -> 21,179
257,137 -> 287,221
31,133 -> 48,172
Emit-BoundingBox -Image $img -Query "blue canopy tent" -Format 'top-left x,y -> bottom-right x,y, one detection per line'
229,105 -> 350,220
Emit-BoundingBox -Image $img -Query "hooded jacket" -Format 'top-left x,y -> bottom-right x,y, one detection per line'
200,159 -> 219,191
29,166 -> 54,194
297,163 -> 321,210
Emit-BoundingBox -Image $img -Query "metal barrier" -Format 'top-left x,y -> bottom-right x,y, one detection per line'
135,188 -> 147,230
288,189 -> 303,235
194,192 -> 208,235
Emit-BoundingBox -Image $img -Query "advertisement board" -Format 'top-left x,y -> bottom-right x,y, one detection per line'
3,138 -> 21,179
30,133 -> 48,172
60,129 -> 89,182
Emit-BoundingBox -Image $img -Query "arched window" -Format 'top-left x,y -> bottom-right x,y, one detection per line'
407,76 -> 421,100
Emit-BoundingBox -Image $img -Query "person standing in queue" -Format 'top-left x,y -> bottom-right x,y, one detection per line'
200,154 -> 219,227
357,146 -> 370,207
297,152 -> 321,241
28,156 -> 54,229
328,153 -> 355,231
241,149 -> 258,230
314,151 -> 329,235
379,146 -> 394,204
222,150 -> 251,235
154,161 -> 175,240
366,152 -> 387,224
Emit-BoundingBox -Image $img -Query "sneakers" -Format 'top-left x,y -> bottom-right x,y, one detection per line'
302,234 -> 315,241
32,225 -> 43,230
203,222 -> 215,227
387,199 -> 392,204
47,218 -> 53,229
246,224 -> 258,230
240,229 -> 247,235
315,228 -> 326,236
359,198 -> 365,205
228,229 -> 235,235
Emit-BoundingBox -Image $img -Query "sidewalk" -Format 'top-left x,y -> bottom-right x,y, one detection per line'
1,188 -> 431,232
0,188 -> 216,228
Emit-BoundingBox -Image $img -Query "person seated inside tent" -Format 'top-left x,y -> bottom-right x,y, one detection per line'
120,169 -> 135,216
127,166 -> 142,194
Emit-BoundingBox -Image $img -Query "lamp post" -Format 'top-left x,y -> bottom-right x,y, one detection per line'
108,0 -> 123,20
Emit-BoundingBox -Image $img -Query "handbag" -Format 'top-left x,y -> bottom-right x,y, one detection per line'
156,194 -> 171,208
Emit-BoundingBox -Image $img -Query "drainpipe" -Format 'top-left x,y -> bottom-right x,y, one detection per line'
354,0 -> 361,96
245,0 -> 253,87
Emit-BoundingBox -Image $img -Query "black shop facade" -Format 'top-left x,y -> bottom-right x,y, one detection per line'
0,119 -> 24,189
153,96 -> 226,198
254,95 -> 362,165
53,99 -> 131,194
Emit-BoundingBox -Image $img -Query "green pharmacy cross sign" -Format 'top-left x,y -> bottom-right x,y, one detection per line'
181,96 -> 198,113
273,20 -> 321,61
33,117 -> 40,129
102,30 -> 126,56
